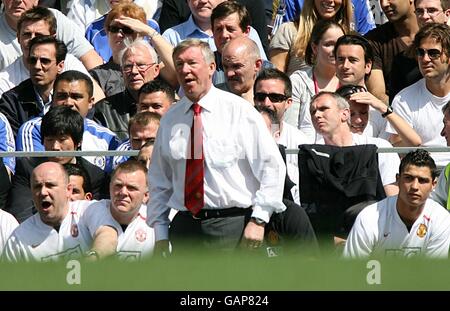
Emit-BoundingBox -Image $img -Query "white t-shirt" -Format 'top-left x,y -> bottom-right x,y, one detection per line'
0,54 -> 90,97
344,195 -> 450,258
0,209 -> 18,257
83,200 -> 155,261
387,78 -> 450,167
3,200 -> 116,262
351,133 -> 399,186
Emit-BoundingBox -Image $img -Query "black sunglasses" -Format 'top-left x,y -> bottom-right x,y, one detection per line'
28,56 -> 55,66
335,85 -> 367,98
416,48 -> 442,60
108,25 -> 134,35
254,92 -> 288,103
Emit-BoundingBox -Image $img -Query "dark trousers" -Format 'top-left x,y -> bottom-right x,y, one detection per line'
169,208 -> 252,253
169,200 -> 319,256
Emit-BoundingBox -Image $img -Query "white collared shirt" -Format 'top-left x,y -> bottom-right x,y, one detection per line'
147,86 -> 286,241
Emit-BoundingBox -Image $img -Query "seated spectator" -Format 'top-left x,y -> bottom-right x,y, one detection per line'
17,70 -> 120,172
310,92 -> 399,196
113,111 -> 160,169
7,106 -> 110,223
162,0 -> 266,59
64,163 -> 93,201
219,36 -> 263,104
0,7 -> 103,100
344,149 -> 450,258
137,80 -> 176,116
89,3 -> 176,96
85,0 -> 160,63
386,23 -> 450,167
0,35 -> 66,138
3,161 -> 118,262
93,39 -> 161,141
0,0 -> 103,71
82,159 -> 156,260
211,1 -> 270,87
288,20 -> 345,138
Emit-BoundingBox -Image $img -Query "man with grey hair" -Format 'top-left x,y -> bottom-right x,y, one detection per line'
148,38 -> 286,255
310,92 -> 399,196
94,39 -> 160,141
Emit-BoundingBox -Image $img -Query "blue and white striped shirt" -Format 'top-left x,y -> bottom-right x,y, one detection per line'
0,112 -> 15,173
16,117 -> 120,172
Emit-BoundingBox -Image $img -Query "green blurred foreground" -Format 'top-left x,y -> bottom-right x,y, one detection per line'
0,246 -> 448,291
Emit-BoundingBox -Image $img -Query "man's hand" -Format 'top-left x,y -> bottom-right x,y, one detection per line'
242,220 -> 265,249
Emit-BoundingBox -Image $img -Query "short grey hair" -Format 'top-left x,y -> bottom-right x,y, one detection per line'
172,38 -> 215,65
119,38 -> 159,67
310,91 -> 351,126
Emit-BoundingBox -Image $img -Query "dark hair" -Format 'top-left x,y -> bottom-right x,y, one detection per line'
111,159 -> 148,185
138,79 -> 176,102
335,84 -> 367,98
54,70 -> 94,98
334,34 -> 374,65
64,163 -> 92,194
211,0 -> 251,33
254,68 -> 292,98
413,23 -> 450,58
29,35 -> 67,64
399,149 -> 438,180
305,19 -> 345,66
41,105 -> 84,148
18,6 -> 57,37
414,0 -> 450,10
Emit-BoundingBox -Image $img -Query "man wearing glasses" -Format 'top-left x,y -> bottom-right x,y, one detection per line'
387,23 -> 450,168
94,39 -> 160,141
415,0 -> 450,27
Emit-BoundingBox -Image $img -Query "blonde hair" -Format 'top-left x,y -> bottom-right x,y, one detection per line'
292,0 -> 353,59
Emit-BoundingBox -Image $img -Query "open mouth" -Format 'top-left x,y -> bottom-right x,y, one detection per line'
41,201 -> 52,210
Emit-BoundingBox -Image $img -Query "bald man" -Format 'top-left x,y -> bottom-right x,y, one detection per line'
3,162 -> 118,262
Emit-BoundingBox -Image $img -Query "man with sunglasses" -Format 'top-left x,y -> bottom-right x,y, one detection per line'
415,0 -> 450,27
94,39 -> 160,141
387,23 -> 450,168
0,35 -> 65,138
254,68 -> 312,204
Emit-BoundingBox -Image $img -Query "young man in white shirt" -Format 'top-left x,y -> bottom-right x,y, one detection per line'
344,149 -> 450,258
83,159 -> 156,260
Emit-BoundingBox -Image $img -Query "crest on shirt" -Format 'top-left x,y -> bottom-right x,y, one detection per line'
135,228 -> 147,242
94,156 -> 106,169
71,223 -> 79,238
417,223 -> 427,238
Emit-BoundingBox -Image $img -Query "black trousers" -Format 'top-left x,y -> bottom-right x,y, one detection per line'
169,200 -> 319,256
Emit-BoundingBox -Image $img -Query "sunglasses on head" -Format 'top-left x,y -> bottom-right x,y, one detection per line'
108,25 -> 134,35
335,85 -> 367,98
254,92 -> 288,103
416,48 -> 442,60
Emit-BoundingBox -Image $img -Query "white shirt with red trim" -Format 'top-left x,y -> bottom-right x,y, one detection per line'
344,195 -> 450,258
83,200 -> 155,261
3,200 -> 116,262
